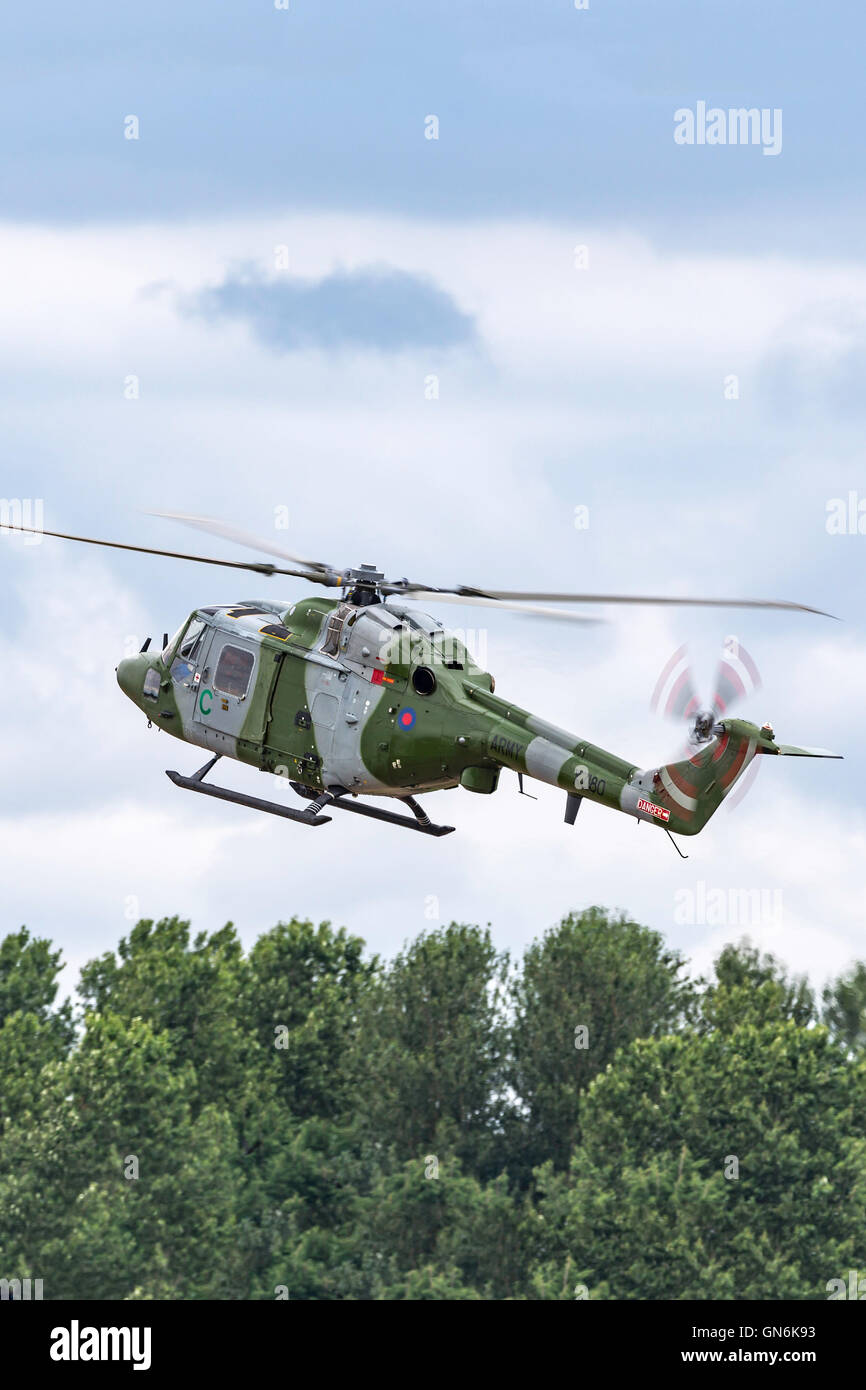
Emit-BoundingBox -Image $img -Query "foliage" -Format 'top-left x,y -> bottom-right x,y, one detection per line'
0,911 -> 863,1300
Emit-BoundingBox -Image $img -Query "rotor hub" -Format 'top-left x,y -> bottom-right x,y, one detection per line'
342,564 -> 385,607
690,709 -> 720,744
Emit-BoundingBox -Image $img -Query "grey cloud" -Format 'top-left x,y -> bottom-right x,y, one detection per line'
179,263 -> 476,353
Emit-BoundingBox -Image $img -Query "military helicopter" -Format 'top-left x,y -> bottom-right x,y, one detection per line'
7,513 -> 842,847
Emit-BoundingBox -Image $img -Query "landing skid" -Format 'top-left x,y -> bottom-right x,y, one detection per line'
166,756 -> 332,825
165,757 -> 455,836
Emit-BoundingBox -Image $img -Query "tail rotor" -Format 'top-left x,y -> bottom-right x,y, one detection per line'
650,637 -> 764,809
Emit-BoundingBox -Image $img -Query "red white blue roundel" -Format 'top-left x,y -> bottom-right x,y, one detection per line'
399,707 -> 417,730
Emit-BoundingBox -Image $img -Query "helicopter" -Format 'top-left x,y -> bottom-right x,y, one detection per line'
6,512 -> 842,846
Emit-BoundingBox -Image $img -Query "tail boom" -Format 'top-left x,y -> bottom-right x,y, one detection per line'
479,692 -> 841,839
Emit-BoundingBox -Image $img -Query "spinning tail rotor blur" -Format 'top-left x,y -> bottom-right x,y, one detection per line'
651,638 -> 765,810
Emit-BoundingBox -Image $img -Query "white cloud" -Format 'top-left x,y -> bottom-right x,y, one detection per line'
0,210 -> 863,997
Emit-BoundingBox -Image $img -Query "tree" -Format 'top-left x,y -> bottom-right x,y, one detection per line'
241,918 -> 375,1121
0,927 -> 73,1135
508,908 -> 694,1178
0,1011 -> 243,1299
2,911 -> 864,1301
823,961 -> 866,1056
355,923 -> 509,1176
345,1148 -> 530,1299
78,917 -> 250,1111
0,926 -> 70,1027
699,939 -> 815,1033
530,1021 -> 866,1299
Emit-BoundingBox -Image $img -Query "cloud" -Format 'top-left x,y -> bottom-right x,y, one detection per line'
1,0 -> 862,236
0,210 -> 863,994
178,262 -> 476,354
757,297 -> 866,420
0,542 -> 859,1001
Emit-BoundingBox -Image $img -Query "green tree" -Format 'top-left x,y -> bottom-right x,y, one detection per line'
3,911 -> 865,1303
699,939 -> 815,1033
823,961 -> 866,1055
344,1145 -> 530,1299
530,1021 -> 866,1299
0,926 -> 70,1029
0,927 -> 73,1135
241,918 -> 375,1120
0,1010 -> 243,1298
355,923 -> 508,1176
508,908 -> 693,1177
78,917 -> 250,1111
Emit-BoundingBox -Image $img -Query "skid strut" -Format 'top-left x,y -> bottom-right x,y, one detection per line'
166,758 -> 455,835
290,782 -> 455,836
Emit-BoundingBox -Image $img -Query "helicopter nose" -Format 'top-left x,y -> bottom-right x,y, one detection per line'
116,657 -> 140,701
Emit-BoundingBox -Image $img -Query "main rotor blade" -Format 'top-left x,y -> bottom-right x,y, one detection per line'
1,524 -> 339,584
711,642 -> 762,718
391,591 -> 605,625
148,510 -> 335,574
649,644 -> 701,721
401,587 -> 837,619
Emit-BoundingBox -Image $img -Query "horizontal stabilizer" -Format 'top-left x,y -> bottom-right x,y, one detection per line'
761,743 -> 843,759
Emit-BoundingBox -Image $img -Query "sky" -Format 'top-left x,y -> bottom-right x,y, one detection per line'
1,0 -> 864,1000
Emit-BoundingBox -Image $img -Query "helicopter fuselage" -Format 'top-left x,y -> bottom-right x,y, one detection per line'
115,594 -> 787,836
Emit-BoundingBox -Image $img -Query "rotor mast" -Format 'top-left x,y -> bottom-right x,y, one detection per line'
342,564 -> 386,607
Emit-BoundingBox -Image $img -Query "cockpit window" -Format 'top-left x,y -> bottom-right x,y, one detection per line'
179,618 -> 206,660
162,622 -> 186,662
163,615 -> 206,664
168,617 -> 208,683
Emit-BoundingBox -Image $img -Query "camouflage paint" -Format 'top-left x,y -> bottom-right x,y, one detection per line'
115,596 -> 837,838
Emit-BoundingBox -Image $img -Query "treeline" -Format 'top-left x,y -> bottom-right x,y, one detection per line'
0,908 -> 864,1299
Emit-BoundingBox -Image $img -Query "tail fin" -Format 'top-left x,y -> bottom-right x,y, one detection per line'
631,719 -> 841,836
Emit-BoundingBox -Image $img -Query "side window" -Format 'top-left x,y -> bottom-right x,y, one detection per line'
143,668 -> 161,701
214,644 -> 255,698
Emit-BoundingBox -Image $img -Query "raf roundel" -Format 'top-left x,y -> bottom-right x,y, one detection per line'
398,707 -> 417,730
